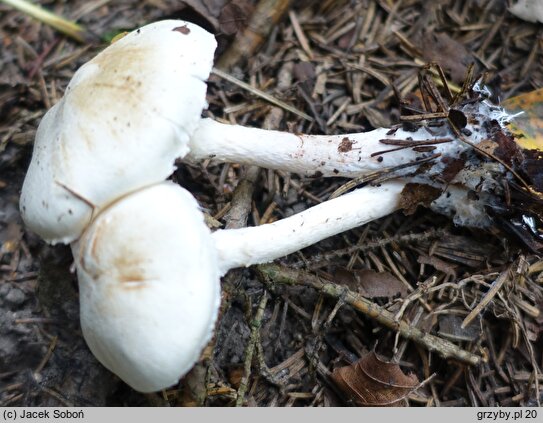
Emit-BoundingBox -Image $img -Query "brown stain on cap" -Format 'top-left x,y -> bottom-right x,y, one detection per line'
110,236 -> 152,290
114,254 -> 149,290
67,44 -> 150,127
173,25 -> 190,35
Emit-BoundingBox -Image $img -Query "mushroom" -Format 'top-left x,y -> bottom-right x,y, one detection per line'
212,180 -> 406,273
20,19 -> 216,244
20,18 -> 510,246
186,99 -> 508,178
509,0 -> 543,23
72,182 -> 221,393
74,167 -> 505,392
20,18 -> 519,393
73,179 -> 405,392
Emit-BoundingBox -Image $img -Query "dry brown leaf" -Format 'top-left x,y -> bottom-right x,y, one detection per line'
417,254 -> 457,277
331,352 -> 419,406
335,268 -> 409,298
227,366 -> 244,389
440,156 -> 466,183
218,0 -> 253,35
182,0 -> 252,35
419,30 -> 474,83
437,315 -> 479,342
399,183 -> 442,215
293,62 -> 317,96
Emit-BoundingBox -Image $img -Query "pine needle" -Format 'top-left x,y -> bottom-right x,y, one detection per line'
1,0 -> 95,43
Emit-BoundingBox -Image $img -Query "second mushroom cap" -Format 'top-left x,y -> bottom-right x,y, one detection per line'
72,182 -> 221,393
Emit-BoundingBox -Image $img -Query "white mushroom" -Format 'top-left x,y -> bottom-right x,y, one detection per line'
74,168 -> 501,392
20,18 -> 509,245
212,180 -> 406,273
509,0 -> 543,23
186,98 -> 513,230
19,18 -> 518,394
72,182 -> 220,393
72,179 -> 404,392
20,20 -> 216,244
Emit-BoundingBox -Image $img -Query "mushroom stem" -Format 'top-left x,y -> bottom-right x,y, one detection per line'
188,117 -> 466,178
71,177 -> 486,392
212,180 -> 406,274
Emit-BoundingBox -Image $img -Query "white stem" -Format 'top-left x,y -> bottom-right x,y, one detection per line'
212,180 -> 405,274
188,118 -> 466,177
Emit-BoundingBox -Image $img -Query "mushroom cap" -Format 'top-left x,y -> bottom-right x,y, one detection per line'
509,0 -> 543,23
71,182 -> 220,392
20,20 -> 217,244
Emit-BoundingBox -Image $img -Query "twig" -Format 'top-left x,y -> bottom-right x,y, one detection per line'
39,386 -> 74,407
289,11 -> 313,59
217,0 -> 292,70
257,264 -> 482,366
255,331 -> 285,389
34,335 -> 57,375
461,266 -> 511,328
1,0 -> 97,43
211,68 -> 313,122
291,228 -> 446,269
225,166 -> 261,229
236,292 -> 269,406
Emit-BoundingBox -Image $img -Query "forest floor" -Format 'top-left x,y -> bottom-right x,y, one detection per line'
1,0 -> 543,406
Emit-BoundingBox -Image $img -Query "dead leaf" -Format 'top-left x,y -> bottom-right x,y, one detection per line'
519,149 -> 543,192
418,30 -> 475,83
399,183 -> 442,215
418,235 -> 496,268
293,62 -> 317,96
440,156 -> 466,183
335,268 -> 408,298
228,366 -> 244,389
178,0 -> 229,30
476,139 -> 499,155
218,1 -> 253,35
492,129 -> 525,168
331,352 -> 419,406
417,254 -> 457,278
503,88 -> 543,151
437,315 -> 479,342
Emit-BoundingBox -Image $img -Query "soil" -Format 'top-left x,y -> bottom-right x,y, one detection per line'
1,0 -> 543,407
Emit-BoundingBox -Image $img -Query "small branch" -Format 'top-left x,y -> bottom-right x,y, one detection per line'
461,265 -> 512,328
236,292 -> 269,406
257,264 -> 482,366
34,335 -> 57,375
291,228 -> 446,269
211,68 -> 313,121
217,0 -> 292,70
225,166 -> 261,230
